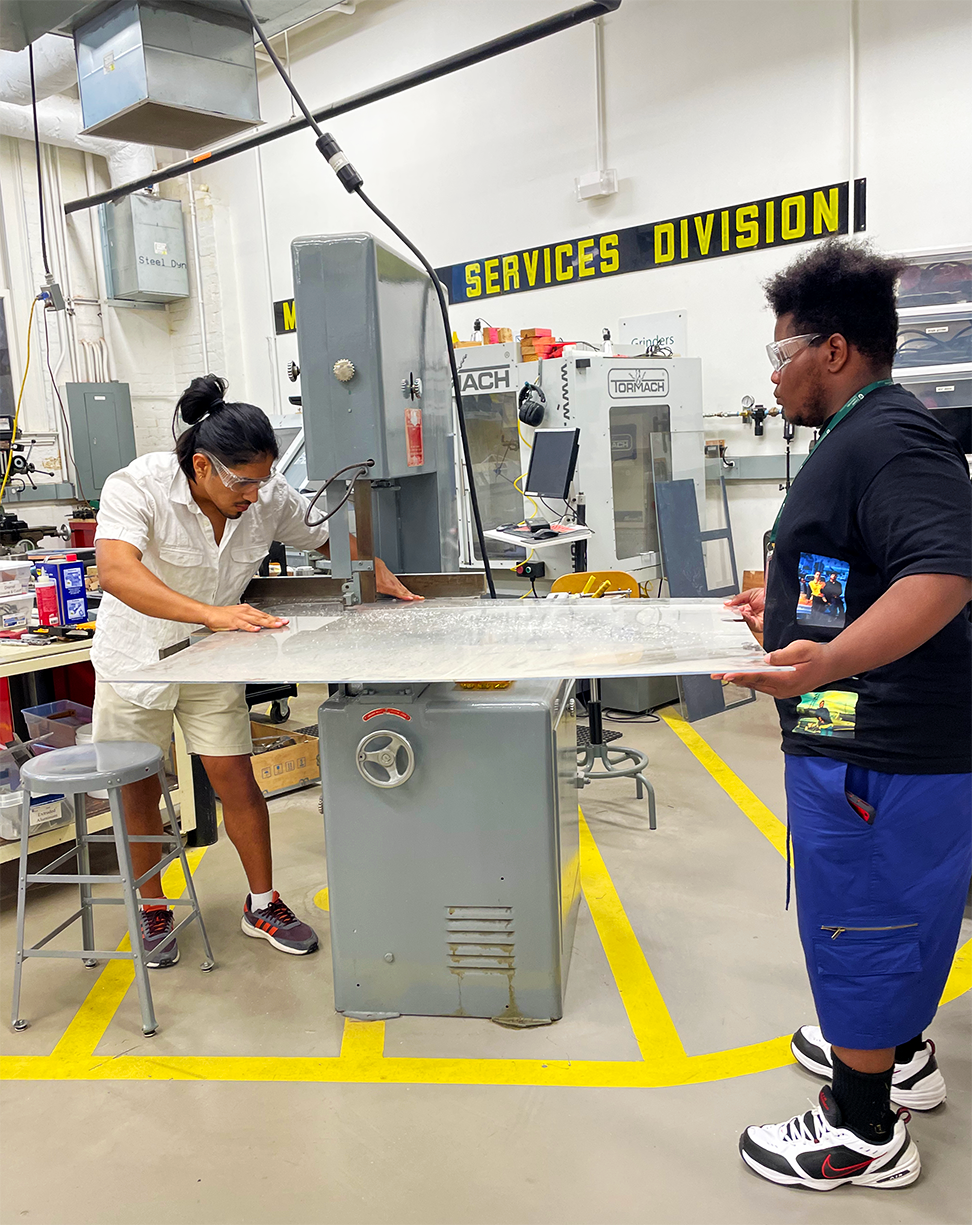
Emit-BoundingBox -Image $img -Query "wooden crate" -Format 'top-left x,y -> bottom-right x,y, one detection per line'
250,723 -> 319,797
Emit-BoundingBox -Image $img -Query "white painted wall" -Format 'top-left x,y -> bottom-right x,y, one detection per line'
205,0 -> 972,570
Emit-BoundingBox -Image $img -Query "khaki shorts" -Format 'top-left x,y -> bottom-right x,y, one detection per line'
92,682 -> 253,758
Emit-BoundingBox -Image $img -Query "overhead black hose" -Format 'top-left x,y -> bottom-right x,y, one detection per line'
239,0 -> 497,597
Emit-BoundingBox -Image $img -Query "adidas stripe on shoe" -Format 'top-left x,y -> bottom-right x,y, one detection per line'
791,1025 -> 946,1111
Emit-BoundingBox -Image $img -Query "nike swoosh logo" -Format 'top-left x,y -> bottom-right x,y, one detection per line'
821,1154 -> 873,1178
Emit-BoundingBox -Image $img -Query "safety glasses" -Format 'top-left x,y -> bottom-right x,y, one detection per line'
202,452 -> 276,491
766,332 -> 824,372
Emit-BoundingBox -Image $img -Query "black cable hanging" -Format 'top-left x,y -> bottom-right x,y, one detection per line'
28,45 -> 51,276
240,0 -> 497,597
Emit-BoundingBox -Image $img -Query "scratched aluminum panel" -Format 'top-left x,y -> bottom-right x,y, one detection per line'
107,599 -> 783,687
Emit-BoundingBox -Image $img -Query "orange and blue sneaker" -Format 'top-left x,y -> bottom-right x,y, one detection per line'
241,892 -> 319,955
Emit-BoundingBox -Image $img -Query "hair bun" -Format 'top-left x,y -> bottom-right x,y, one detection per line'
176,374 -> 228,425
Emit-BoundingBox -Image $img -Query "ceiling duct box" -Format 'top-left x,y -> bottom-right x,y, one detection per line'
103,193 -> 190,302
76,1 -> 261,148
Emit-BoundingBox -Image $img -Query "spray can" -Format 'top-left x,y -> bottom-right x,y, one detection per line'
35,571 -> 60,626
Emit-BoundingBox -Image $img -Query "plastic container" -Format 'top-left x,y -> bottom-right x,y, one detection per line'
0,560 -> 32,596
22,700 -> 94,749
74,724 -> 109,799
34,571 -> 60,626
0,591 -> 34,630
0,791 -> 66,842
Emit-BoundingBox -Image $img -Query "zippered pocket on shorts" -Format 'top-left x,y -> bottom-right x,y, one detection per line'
821,923 -> 918,940
814,922 -> 921,976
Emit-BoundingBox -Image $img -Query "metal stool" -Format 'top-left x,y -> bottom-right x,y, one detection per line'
577,678 -> 657,829
11,741 -> 215,1036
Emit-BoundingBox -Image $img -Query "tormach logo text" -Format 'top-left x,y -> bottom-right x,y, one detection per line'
608,368 -> 670,398
460,367 -> 512,394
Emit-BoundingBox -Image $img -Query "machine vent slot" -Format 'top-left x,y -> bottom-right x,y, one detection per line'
445,906 -> 515,975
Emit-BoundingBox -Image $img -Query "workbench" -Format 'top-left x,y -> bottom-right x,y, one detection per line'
0,638 -> 203,864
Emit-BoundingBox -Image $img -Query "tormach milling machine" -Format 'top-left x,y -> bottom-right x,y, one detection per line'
283,233 -> 580,1023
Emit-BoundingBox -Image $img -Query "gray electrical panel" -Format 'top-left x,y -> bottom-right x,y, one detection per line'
66,382 -> 136,500
102,193 -> 189,303
292,232 -> 459,574
75,0 -> 261,148
318,678 -> 580,1022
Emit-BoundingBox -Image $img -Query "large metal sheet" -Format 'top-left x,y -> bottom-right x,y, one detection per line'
107,598 -> 782,687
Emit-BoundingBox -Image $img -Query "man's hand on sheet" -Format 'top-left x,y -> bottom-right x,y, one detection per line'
376,558 -> 424,601
204,604 -> 290,633
724,587 -> 765,634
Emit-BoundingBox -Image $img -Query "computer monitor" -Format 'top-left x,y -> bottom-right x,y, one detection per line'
523,428 -> 580,500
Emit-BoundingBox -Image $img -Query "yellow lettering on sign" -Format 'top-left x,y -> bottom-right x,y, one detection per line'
735,204 -> 759,249
654,223 -> 675,264
502,254 -> 520,291
721,210 -> 730,251
781,195 -> 806,240
555,244 -> 574,281
484,259 -> 500,294
523,250 -> 540,286
543,248 -> 552,283
465,264 -> 482,298
282,300 -> 296,331
813,188 -> 840,235
577,238 -> 596,278
599,234 -> 620,274
680,217 -> 689,259
765,200 -> 775,244
694,214 -> 714,255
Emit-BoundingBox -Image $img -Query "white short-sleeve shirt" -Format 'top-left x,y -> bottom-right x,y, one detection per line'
91,451 -> 329,709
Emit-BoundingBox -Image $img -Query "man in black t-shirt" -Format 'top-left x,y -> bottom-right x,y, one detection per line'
719,241 -> 971,1193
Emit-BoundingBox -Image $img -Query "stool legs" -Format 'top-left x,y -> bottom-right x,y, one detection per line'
108,786 -> 158,1037
73,793 -> 98,969
157,769 -> 215,971
11,791 -> 32,1031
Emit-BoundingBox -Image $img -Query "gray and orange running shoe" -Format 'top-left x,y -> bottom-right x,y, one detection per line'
140,906 -> 179,968
241,892 -> 319,955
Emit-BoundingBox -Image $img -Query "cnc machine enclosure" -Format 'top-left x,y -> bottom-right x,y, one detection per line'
318,678 -> 579,1021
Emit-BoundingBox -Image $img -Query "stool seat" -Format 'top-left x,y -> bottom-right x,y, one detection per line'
20,742 -> 163,792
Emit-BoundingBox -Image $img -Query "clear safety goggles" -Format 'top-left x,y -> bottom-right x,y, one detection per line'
766,332 -> 823,372
202,452 -> 276,491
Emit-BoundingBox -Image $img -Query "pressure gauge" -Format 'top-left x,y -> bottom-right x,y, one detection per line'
741,395 -> 755,410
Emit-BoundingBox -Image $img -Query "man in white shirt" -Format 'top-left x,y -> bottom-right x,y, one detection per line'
92,375 -> 418,965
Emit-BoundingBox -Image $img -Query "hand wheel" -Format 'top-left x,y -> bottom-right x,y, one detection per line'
356,730 -> 415,788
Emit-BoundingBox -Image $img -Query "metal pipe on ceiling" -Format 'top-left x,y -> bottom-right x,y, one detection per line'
63,0 -> 622,216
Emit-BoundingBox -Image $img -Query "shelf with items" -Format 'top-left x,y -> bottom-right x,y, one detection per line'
894,248 -> 971,312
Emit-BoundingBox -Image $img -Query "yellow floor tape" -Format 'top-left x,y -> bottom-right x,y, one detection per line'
3,716 -> 968,1087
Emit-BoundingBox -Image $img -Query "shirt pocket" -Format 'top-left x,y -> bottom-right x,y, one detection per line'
157,543 -> 205,567
814,920 -> 921,977
231,542 -> 270,567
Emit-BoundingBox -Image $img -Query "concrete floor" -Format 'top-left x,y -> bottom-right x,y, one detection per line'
1,688 -> 969,1225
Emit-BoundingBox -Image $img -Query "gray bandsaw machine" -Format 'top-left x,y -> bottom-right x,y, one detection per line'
290,233 -> 578,1023
120,234 -> 771,1025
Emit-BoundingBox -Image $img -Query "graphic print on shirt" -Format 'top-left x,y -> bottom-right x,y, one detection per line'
796,552 -> 850,629
793,689 -> 858,738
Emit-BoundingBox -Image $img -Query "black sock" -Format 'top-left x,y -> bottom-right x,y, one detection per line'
831,1051 -> 896,1143
895,1033 -> 924,1064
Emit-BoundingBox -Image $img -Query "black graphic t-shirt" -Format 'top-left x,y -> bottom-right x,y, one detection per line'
764,383 -> 972,774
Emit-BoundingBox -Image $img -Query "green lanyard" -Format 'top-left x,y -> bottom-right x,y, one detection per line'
767,379 -> 893,551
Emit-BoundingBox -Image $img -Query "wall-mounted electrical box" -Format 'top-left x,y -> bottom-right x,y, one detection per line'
66,382 -> 136,500
75,0 -> 261,148
102,193 -> 189,303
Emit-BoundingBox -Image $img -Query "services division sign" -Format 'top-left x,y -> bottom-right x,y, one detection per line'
434,179 -> 861,305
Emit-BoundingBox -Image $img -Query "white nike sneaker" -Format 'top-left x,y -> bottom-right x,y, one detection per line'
740,1086 -> 920,1191
791,1025 -> 947,1111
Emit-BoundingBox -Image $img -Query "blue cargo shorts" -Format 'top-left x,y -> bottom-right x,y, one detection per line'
785,754 -> 971,1050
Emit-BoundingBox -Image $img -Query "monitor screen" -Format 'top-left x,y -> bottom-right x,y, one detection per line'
524,428 -> 580,499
